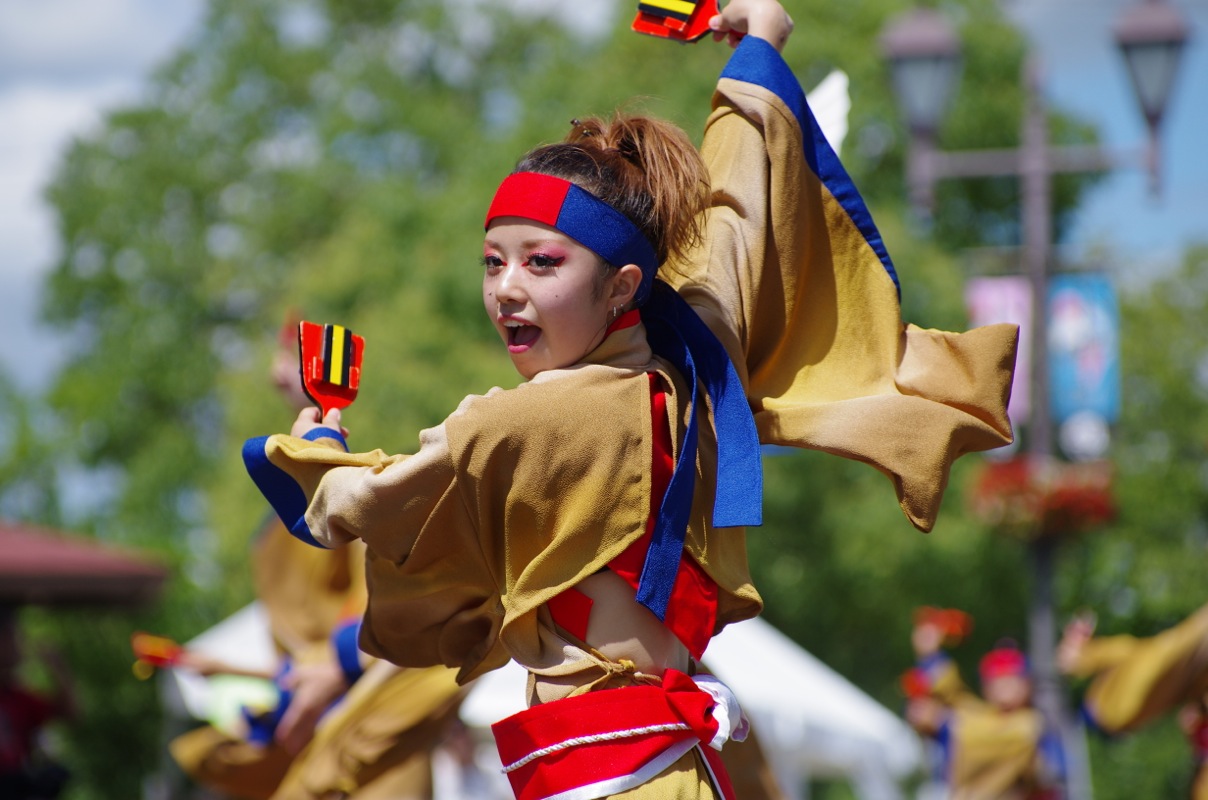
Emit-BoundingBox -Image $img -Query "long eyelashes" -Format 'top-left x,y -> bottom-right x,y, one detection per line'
481,253 -> 565,269
527,253 -> 565,268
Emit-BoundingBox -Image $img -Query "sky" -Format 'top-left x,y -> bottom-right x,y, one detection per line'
1000,0 -> 1208,275
1,0 -> 1206,394
0,0 -> 207,392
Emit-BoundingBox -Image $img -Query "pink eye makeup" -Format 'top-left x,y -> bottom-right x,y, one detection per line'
479,251 -> 566,270
526,253 -> 565,268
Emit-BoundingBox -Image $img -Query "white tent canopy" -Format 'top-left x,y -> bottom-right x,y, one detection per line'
710,617 -> 921,798
162,602 -> 280,734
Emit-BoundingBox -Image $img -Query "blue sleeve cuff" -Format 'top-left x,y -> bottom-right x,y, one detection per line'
1078,701 -> 1113,739
722,36 -> 805,123
333,620 -> 365,685
917,652 -> 951,676
242,435 -> 325,548
303,426 -> 348,449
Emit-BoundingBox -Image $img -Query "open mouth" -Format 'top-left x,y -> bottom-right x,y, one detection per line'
505,321 -> 541,353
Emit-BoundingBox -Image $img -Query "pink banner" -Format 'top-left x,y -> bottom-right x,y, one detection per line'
965,276 -> 1032,424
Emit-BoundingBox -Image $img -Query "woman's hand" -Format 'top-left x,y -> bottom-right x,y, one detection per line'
709,0 -> 794,52
905,696 -> 949,737
176,650 -> 250,678
290,407 -> 347,440
1056,611 -> 1096,675
275,659 -> 350,755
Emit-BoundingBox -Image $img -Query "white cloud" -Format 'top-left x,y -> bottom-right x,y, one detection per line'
0,272 -> 68,390
0,0 -> 204,391
0,0 -> 206,280
0,0 -> 204,86
0,82 -> 127,391
0,82 -> 130,280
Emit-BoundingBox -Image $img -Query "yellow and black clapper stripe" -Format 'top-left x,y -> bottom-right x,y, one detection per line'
637,0 -> 699,23
322,323 -> 355,388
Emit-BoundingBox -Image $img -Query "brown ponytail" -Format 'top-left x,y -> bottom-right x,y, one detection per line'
514,112 -> 709,269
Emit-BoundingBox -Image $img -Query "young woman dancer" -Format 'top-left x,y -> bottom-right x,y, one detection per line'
244,2 -> 1017,796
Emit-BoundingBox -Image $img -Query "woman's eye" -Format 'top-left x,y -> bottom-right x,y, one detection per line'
482,255 -> 503,270
527,254 -> 564,269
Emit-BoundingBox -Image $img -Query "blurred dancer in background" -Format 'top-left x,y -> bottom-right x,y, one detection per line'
169,317 -> 465,800
903,607 -> 1064,799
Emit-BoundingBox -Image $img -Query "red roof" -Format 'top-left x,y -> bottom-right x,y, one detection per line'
0,521 -> 167,607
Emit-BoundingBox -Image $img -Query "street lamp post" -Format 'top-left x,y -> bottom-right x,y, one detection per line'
881,2 -> 1190,798
1115,0 -> 1192,193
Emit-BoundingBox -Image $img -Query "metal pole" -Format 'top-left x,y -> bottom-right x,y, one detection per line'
1021,56 -> 1051,464
907,131 -> 938,212
1020,55 -> 1092,800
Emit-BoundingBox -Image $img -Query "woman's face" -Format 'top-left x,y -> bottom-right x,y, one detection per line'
482,218 -> 613,380
984,673 -> 1032,712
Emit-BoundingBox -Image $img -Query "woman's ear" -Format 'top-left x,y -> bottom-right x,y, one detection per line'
609,264 -> 643,309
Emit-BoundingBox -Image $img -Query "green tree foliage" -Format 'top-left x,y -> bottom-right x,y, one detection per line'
6,0 -> 1188,796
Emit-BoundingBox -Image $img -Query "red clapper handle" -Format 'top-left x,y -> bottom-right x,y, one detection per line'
130,631 -> 182,679
298,321 -> 364,417
131,632 -> 183,668
631,0 -> 719,42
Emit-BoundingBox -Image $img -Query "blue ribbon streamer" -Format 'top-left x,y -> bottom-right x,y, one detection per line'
636,281 -> 763,620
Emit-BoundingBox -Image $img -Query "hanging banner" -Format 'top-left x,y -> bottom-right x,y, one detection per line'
1047,273 -> 1120,426
965,276 -> 1032,425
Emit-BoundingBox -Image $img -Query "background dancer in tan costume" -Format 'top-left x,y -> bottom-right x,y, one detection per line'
171,319 -> 464,800
903,609 -> 1064,799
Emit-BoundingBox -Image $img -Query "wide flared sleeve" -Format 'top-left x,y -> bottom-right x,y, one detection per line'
664,36 -> 1017,531
1076,603 -> 1208,735
242,424 -> 504,683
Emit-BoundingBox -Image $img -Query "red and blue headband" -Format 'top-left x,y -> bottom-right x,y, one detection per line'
980,645 -> 1030,684
485,172 -> 659,304
484,169 -> 763,624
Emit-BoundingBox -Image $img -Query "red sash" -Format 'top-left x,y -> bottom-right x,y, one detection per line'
491,670 -> 740,800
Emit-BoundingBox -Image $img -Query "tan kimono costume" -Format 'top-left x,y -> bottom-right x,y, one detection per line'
170,516 -> 463,800
245,35 -> 1015,799
907,656 -> 1063,799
